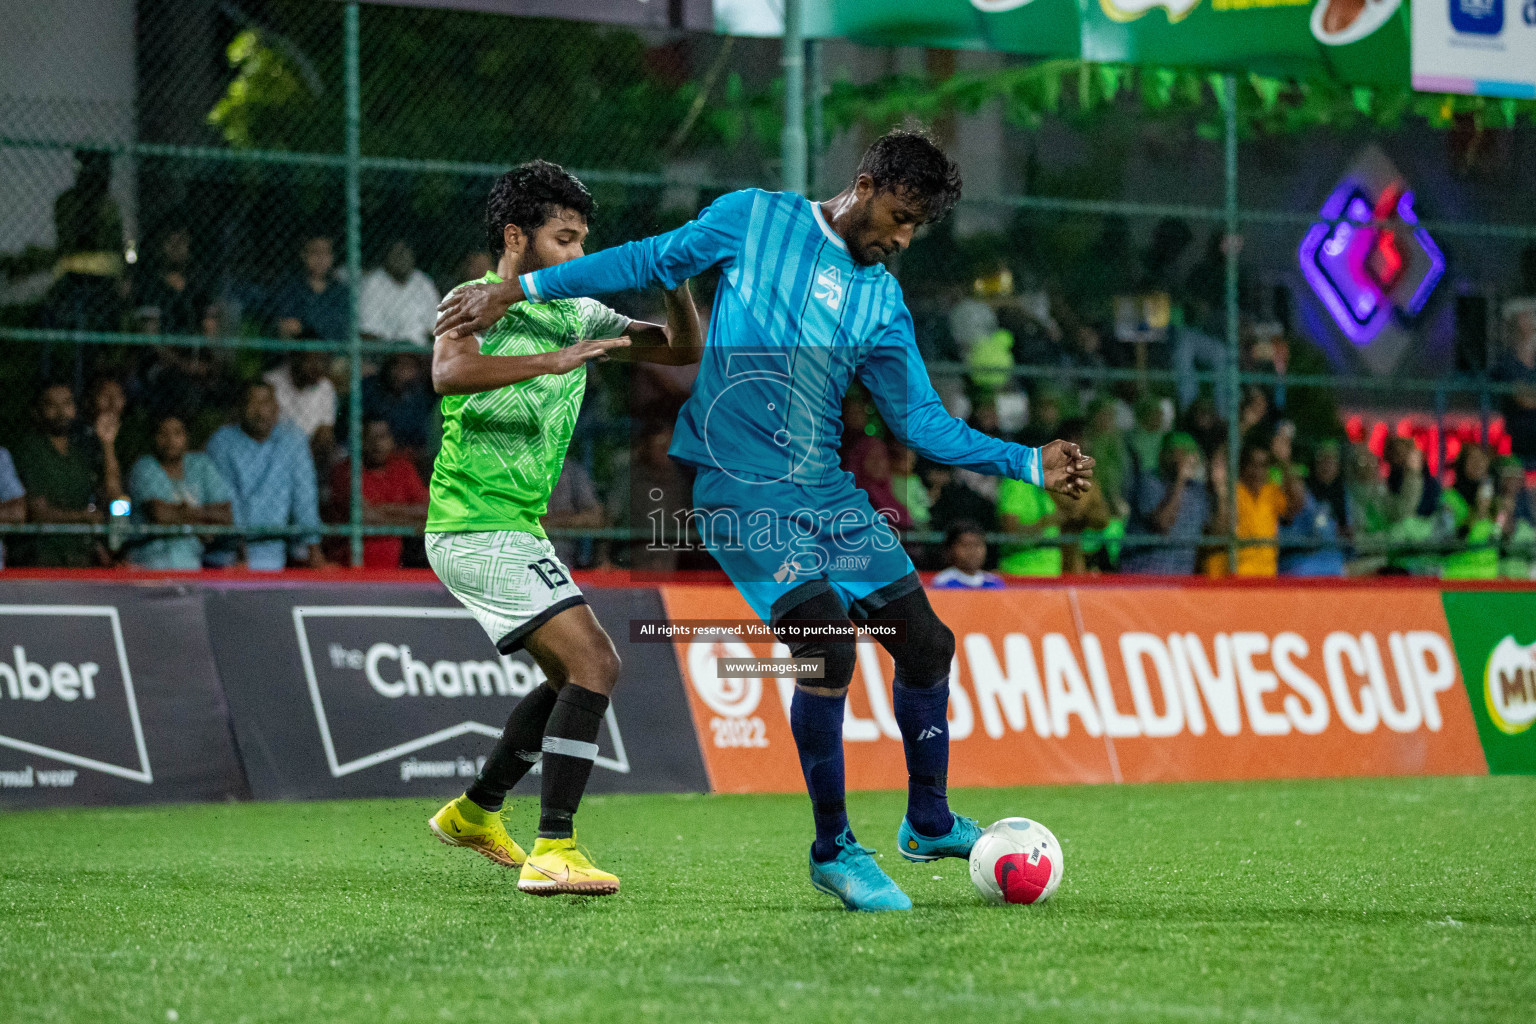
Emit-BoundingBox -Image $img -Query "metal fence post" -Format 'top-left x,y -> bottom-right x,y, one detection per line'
780,0 -> 806,196
808,37 -> 823,197
1223,74 -> 1241,575
345,2 -> 364,568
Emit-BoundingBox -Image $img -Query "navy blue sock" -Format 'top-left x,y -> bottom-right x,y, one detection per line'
893,678 -> 954,837
789,688 -> 851,863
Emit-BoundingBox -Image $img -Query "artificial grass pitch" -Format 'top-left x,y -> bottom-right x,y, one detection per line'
2,777 -> 1532,1024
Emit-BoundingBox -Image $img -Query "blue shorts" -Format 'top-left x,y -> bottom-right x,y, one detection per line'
691,466 -> 920,624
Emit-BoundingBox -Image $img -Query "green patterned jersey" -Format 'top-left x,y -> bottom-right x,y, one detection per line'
427,272 -> 629,535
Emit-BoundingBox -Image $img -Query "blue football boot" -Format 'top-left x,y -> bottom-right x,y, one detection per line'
807,830 -> 913,912
896,813 -> 984,862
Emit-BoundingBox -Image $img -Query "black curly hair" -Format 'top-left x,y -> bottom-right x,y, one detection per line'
855,129 -> 963,224
944,519 -> 986,550
485,160 -> 595,261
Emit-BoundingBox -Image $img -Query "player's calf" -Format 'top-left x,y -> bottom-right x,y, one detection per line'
881,588 -> 961,838
430,677 -> 561,870
463,681 -> 560,813
776,599 -> 859,864
534,683 -> 610,839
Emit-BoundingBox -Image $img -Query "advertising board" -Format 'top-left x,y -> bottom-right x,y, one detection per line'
208,585 -> 707,800
0,583 -> 246,808
660,584 -> 1491,792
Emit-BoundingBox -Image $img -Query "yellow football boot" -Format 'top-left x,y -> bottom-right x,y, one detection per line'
428,795 -> 526,869
517,836 -> 620,896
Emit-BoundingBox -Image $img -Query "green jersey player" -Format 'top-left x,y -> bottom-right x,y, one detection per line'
426,161 -> 701,895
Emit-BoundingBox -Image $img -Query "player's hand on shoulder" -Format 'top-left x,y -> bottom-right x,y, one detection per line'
1040,438 -> 1095,499
551,337 -> 630,374
435,279 -> 523,340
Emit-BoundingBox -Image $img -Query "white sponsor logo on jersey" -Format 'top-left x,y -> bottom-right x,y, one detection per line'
814,265 -> 844,312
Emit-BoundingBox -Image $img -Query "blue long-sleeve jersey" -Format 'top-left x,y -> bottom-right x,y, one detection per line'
521,189 -> 1044,487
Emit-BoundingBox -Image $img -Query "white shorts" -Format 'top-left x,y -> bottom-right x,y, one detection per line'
426,530 -> 586,654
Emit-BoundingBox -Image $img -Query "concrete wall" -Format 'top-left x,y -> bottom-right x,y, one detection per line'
0,0 -> 137,254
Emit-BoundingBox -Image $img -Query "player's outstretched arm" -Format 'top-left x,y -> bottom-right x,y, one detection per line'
615,280 -> 704,366
859,307 -> 1094,496
430,331 -> 628,396
435,191 -> 751,340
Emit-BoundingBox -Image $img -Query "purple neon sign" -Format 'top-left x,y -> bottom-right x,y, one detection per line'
1298,176 -> 1445,345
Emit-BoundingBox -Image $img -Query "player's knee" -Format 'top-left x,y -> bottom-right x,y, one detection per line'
539,663 -> 570,691
895,639 -> 953,688
820,640 -> 857,691
892,611 -> 955,687
775,587 -> 858,693
568,644 -> 621,696
596,647 -> 622,693
788,637 -> 856,692
930,620 -> 957,673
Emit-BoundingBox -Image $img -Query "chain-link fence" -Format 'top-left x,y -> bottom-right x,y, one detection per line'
2,1 -> 1534,578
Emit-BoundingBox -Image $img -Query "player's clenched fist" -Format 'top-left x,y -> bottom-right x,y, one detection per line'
1040,439 -> 1094,498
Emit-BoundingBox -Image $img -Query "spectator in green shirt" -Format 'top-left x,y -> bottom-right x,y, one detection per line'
888,443 -> 931,530
996,474 -> 1061,577
12,384 -> 110,567
1085,397 -> 1131,517
1494,454 -> 1536,579
1126,394 -> 1167,483
1441,443 -> 1499,580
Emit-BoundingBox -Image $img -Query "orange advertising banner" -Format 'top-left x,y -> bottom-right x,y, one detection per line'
657,585 -> 1488,793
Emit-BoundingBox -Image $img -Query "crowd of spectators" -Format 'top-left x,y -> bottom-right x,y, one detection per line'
0,367 -> 434,570
5,164 -> 1535,579
829,219 -> 1536,585
836,241 -> 1536,583
2,155 -> 457,569
832,387 -> 1536,584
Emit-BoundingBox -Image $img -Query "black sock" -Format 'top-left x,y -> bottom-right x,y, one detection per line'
537,684 -> 609,839
465,682 -> 560,812
893,679 -> 954,837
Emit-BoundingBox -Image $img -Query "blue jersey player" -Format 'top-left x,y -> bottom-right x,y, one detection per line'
437,131 -> 1094,911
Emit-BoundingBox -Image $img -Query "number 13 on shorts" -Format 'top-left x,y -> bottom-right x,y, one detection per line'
529,556 -> 569,590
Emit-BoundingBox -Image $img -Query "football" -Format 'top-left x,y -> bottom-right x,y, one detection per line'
969,818 -> 1065,905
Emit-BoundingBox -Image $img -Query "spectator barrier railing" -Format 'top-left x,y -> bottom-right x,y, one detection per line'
4,521 -> 1523,552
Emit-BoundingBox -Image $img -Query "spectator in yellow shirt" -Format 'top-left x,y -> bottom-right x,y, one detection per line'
1209,431 -> 1305,576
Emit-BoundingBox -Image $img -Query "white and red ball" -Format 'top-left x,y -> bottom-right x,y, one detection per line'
968,817 -> 1064,905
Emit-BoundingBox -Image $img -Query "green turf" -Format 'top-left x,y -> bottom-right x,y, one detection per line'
2,776 -> 1533,1024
